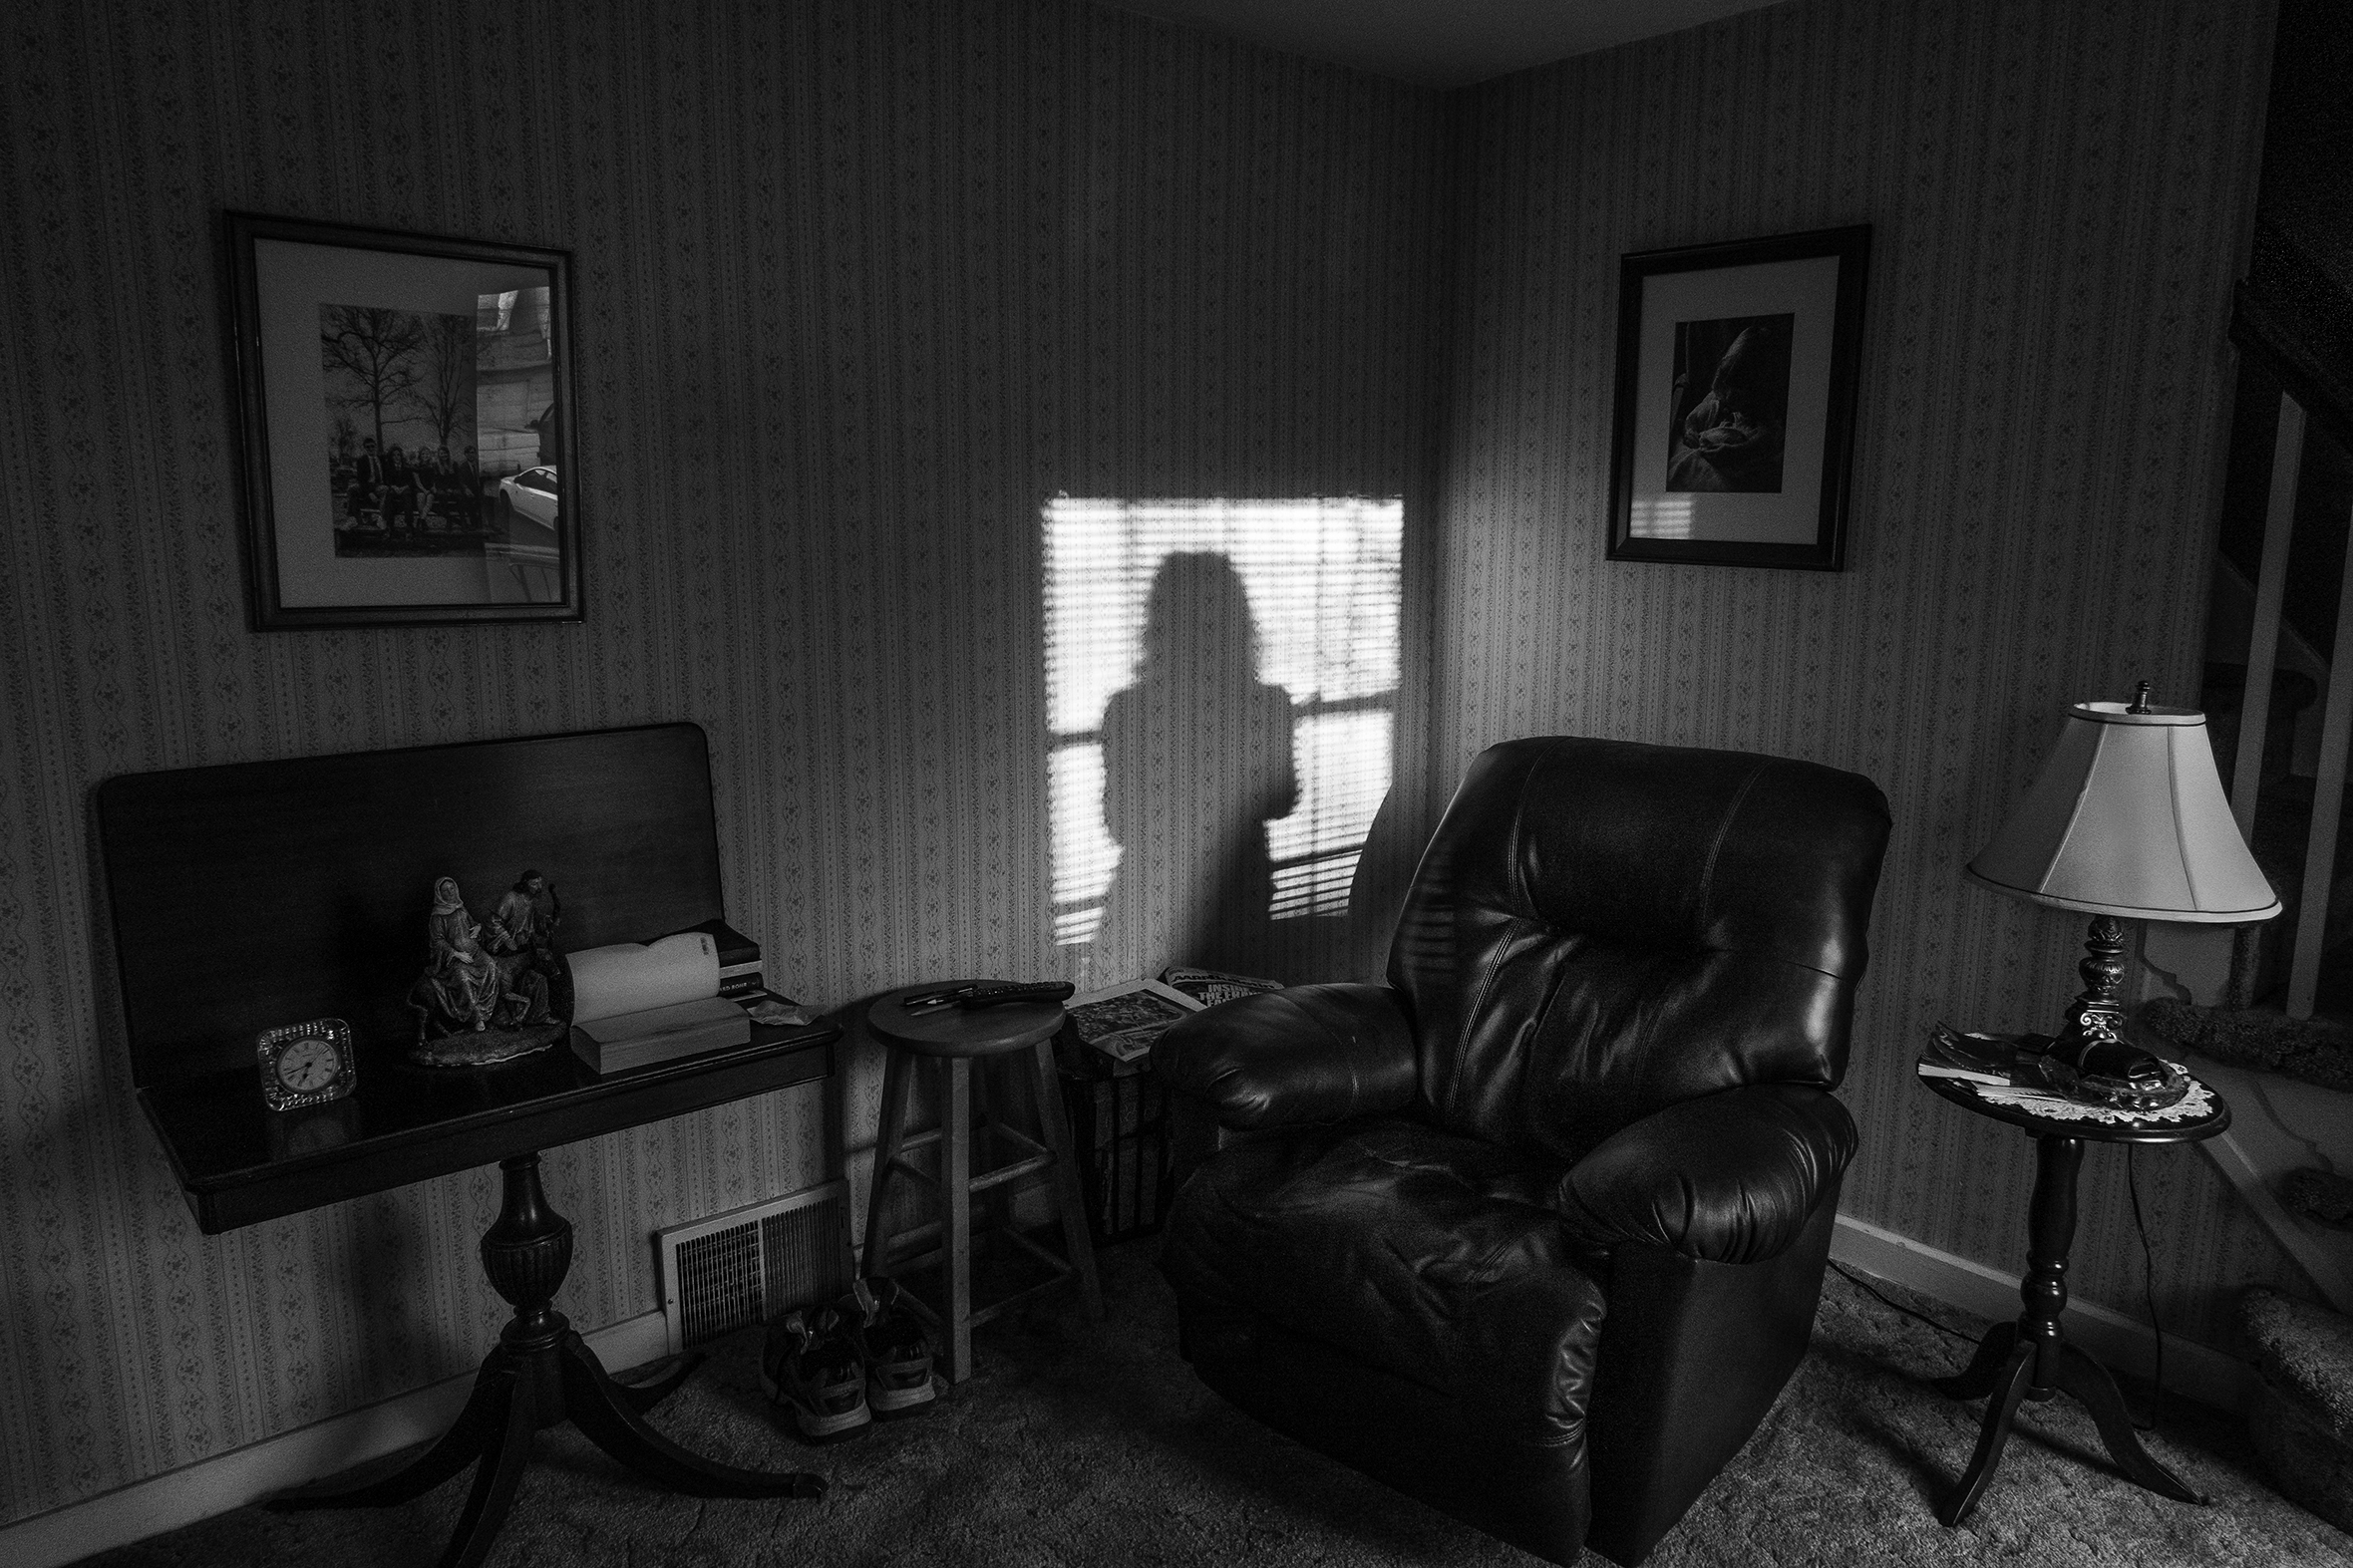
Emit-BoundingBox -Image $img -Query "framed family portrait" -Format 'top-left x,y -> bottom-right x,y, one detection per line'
223,211 -> 582,629
1606,224 -> 1869,571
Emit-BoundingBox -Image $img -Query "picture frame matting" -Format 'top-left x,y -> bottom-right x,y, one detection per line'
1606,223 -> 1870,572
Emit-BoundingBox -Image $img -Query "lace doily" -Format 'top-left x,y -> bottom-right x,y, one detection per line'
1926,1068 -> 2217,1126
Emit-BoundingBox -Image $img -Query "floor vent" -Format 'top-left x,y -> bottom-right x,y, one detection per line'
656,1180 -> 851,1354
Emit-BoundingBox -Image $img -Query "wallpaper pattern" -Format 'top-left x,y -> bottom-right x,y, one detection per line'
1433,0 -> 2302,1348
0,0 -> 1444,1522
0,0 -> 2313,1533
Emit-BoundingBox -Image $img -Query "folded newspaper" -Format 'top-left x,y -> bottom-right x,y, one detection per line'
1158,966 -> 1285,1008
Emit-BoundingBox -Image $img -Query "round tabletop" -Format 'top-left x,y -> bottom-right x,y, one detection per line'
867,983 -> 1066,1058
1915,1056 -> 2230,1144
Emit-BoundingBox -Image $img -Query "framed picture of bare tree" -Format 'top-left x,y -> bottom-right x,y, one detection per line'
223,212 -> 581,628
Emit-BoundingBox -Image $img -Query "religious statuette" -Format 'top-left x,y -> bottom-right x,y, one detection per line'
255,1018 -> 357,1111
408,873 -> 564,1068
486,868 -> 568,1016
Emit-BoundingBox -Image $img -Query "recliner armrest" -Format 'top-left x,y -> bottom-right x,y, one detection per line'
1151,982 -> 1418,1129
1558,1084 -> 1856,1265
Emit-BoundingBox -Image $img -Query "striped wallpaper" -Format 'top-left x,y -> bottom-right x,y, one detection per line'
1433,0 -> 2302,1353
0,0 -> 1444,1523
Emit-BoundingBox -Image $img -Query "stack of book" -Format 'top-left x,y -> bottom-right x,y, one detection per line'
568,920 -> 785,1075
669,917 -> 767,1000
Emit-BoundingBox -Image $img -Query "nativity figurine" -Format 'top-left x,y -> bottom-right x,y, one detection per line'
489,868 -> 562,968
409,874 -> 555,1065
488,868 -> 567,1011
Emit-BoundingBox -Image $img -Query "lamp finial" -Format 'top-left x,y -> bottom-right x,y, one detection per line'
2128,680 -> 2153,713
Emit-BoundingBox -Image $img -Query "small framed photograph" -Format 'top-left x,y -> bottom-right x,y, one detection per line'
223,211 -> 582,629
1606,225 -> 1870,571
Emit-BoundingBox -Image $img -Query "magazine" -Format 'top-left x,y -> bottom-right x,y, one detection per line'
1065,978 -> 1203,1066
1159,966 -> 1285,1008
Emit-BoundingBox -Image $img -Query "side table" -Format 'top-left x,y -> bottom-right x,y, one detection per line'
1916,1055 -> 2230,1527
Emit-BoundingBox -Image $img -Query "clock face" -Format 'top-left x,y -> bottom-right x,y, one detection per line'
275,1036 -> 343,1093
255,1018 -> 355,1110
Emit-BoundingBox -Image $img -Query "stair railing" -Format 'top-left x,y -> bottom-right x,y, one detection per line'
2235,388 -> 2353,1019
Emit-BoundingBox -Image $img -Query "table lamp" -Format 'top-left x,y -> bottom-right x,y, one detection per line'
1965,682 -> 2280,1098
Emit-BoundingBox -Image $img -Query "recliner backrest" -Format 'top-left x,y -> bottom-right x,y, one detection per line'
1387,737 -> 1891,1163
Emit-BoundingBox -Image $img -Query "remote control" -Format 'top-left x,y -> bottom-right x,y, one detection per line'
900,980 -> 1076,1013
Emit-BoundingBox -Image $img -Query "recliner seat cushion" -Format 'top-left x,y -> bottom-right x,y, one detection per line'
1161,1116 -> 1608,1449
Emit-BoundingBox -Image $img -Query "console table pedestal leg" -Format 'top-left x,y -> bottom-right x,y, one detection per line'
2051,1342 -> 2203,1504
274,1153 -> 822,1567
1934,1133 -> 2205,1526
1932,1320 -> 2018,1402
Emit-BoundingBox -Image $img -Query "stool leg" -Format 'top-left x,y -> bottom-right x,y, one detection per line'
942,1056 -> 975,1382
1030,1038 -> 1103,1319
860,1045 -> 914,1280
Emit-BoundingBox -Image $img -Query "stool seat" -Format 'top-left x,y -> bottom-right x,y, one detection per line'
861,981 -> 1104,1383
867,984 -> 1064,1058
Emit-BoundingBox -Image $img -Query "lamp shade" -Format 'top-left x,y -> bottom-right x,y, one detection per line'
1965,701 -> 2280,922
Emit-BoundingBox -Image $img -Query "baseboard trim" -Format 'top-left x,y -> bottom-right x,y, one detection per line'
0,1309 -> 671,1568
1831,1214 -> 2252,1412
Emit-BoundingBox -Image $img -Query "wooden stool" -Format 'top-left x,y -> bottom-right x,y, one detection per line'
862,984 -> 1104,1382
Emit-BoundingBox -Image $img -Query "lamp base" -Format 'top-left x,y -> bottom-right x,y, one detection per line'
2019,914 -> 2186,1110
2053,913 -> 2132,1062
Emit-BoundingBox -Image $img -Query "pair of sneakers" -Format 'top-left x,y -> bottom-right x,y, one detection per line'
760,1276 -> 937,1439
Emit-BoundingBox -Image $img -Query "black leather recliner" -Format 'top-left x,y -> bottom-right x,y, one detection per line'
1153,736 -> 1891,1566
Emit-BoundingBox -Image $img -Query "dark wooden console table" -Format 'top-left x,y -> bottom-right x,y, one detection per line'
98,724 -> 840,1567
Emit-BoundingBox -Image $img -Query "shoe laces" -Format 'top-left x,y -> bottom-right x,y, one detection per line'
772,1308 -> 852,1364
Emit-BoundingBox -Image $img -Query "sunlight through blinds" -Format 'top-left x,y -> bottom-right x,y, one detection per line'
1042,497 -> 1403,954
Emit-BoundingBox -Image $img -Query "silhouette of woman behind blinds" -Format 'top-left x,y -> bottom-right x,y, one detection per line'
1090,553 -> 1296,986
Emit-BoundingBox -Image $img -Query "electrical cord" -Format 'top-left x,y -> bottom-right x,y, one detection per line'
1828,1259 -> 1981,1347
1831,1154 -> 2169,1435
2127,1143 -> 2165,1431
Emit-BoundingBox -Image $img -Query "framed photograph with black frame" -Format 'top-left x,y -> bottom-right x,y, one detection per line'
1606,224 -> 1869,571
223,211 -> 582,629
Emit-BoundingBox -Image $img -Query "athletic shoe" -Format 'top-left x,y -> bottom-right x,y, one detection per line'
760,1306 -> 871,1439
844,1276 -> 937,1416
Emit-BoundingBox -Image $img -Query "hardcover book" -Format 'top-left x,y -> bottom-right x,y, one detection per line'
571,994 -> 750,1075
